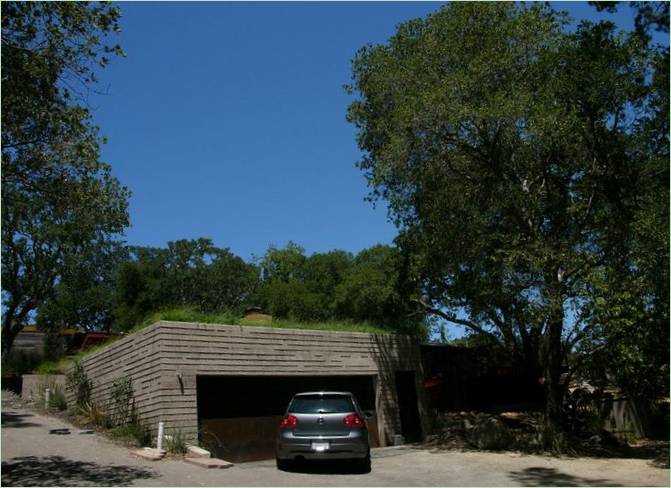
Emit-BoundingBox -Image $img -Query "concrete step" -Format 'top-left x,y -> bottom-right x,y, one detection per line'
186,445 -> 211,458
131,448 -> 166,461
184,457 -> 233,469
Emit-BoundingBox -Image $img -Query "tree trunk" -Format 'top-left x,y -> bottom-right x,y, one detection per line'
543,289 -> 565,427
1,322 -> 20,362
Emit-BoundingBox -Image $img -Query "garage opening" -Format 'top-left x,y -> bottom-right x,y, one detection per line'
196,375 -> 378,462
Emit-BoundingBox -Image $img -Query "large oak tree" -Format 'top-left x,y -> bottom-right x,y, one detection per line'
347,2 -> 668,422
2,2 -> 129,356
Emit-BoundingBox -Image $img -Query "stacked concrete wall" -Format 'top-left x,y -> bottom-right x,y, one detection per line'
68,321 -> 427,446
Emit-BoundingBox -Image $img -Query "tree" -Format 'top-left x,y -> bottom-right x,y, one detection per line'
2,2 -> 129,356
255,243 -> 349,321
334,245 -> 422,334
111,239 -> 259,331
347,2 -> 668,423
35,243 -> 127,332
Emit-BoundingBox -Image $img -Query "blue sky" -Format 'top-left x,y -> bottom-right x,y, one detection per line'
93,1 -> 663,261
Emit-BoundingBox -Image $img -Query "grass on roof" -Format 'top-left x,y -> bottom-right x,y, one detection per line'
143,307 -> 390,335
33,307 -> 390,374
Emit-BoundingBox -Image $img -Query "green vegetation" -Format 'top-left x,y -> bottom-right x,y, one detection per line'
48,387 -> 67,411
65,360 -> 93,408
347,1 -> 668,424
2,1 -> 130,357
165,429 -> 188,455
109,422 -> 152,447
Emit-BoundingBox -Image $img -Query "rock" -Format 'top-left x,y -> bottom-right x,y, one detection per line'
470,417 -> 512,450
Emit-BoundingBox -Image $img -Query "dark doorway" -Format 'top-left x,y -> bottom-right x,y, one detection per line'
196,374 -> 378,462
395,371 -> 422,442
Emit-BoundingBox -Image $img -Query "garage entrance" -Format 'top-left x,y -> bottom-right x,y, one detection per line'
196,375 -> 378,462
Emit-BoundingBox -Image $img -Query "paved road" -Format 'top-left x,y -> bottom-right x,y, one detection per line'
1,406 -> 668,486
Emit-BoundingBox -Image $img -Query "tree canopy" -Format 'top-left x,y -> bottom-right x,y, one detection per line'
2,1 -> 129,356
347,1 -> 668,419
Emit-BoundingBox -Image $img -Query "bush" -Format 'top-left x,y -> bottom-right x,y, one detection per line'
78,401 -> 112,429
66,360 -> 93,407
165,429 -> 187,454
35,360 -> 64,375
110,422 -> 151,447
110,376 -> 134,426
48,386 -> 67,411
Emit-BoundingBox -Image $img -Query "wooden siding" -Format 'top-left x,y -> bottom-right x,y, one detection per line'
70,321 -> 427,446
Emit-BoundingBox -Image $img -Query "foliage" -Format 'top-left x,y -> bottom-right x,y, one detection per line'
65,360 -> 93,408
133,306 -> 389,335
35,360 -> 63,375
255,242 -> 426,333
48,386 -> 67,411
36,245 -> 128,332
110,421 -> 151,447
347,1 -> 668,422
111,239 -> 258,331
2,350 -> 42,376
78,400 -> 112,429
110,376 -> 134,427
165,429 -> 188,455
1,1 -> 130,356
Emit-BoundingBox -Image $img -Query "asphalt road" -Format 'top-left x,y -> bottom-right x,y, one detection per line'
1,404 -> 668,486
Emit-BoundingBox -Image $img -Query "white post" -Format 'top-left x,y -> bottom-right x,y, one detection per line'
157,421 -> 165,451
45,388 -> 51,409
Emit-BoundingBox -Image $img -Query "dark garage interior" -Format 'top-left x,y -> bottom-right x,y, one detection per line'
197,374 -> 379,462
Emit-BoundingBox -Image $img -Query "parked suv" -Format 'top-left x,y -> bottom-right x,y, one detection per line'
276,391 -> 371,471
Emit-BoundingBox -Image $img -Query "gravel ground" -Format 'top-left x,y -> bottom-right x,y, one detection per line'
1,398 -> 668,486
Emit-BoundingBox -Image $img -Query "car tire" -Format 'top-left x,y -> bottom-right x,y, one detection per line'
356,452 -> 371,473
276,457 -> 291,471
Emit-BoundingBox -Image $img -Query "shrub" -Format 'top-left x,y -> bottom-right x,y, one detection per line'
78,401 -> 112,429
110,422 -> 151,447
110,376 -> 134,426
48,386 -> 67,411
165,429 -> 187,454
65,360 -> 93,408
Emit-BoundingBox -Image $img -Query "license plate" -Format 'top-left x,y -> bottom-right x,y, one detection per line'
311,442 -> 330,452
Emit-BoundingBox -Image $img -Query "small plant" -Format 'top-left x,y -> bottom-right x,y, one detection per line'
164,428 -> 188,455
110,376 -> 135,426
48,386 -> 67,411
78,401 -> 112,429
66,360 -> 93,408
110,421 -> 151,447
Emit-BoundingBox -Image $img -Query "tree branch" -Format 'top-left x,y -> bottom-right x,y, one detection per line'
412,298 -> 501,343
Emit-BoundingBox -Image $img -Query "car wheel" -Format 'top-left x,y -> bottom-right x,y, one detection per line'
356,452 -> 371,473
276,457 -> 291,471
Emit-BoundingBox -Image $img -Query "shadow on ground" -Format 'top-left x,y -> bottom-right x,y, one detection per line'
507,467 -> 621,487
1,455 -> 157,486
281,459 -> 371,475
419,439 -> 670,470
1,411 -> 41,429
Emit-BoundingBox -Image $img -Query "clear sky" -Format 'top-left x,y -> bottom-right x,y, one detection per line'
93,1 -> 663,261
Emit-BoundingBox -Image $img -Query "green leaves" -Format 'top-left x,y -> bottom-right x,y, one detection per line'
347,1 -> 669,407
2,1 -> 129,354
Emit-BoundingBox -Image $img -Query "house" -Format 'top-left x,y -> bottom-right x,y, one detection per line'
61,321 -> 428,462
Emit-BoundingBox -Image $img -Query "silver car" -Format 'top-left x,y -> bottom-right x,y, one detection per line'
276,391 -> 371,471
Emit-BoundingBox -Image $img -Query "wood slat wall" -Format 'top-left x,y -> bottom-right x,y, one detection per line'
71,321 -> 427,447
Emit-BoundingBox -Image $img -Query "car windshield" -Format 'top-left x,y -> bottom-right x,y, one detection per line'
289,395 -> 354,414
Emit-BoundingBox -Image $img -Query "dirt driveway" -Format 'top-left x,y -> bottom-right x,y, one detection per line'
1,405 -> 668,486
